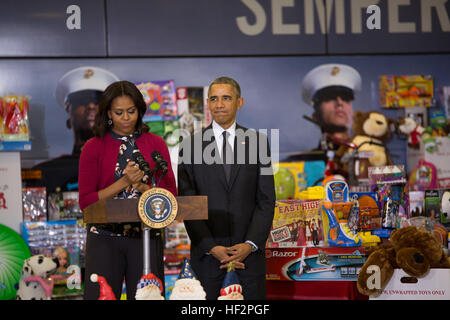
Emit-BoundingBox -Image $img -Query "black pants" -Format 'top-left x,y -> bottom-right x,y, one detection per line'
83,230 -> 164,300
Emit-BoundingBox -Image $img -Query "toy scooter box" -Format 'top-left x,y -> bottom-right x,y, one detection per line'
379,75 -> 434,108
370,269 -> 450,300
265,247 -> 366,281
267,200 -> 325,248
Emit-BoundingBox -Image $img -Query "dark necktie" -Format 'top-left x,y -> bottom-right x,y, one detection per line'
222,131 -> 233,183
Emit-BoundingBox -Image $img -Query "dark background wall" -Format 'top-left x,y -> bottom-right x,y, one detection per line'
0,0 -> 449,170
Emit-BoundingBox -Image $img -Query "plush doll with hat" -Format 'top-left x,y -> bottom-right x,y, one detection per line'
348,110 -> 396,167
135,273 -> 165,300
357,226 -> 450,297
398,117 -> 425,149
218,262 -> 244,300
169,258 -> 206,300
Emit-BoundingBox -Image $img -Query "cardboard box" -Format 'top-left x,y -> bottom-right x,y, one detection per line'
265,247 -> 366,281
371,269 -> 450,300
267,200 -> 325,248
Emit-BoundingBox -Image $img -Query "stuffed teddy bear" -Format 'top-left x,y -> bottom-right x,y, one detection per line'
350,111 -> 396,166
357,226 -> 450,297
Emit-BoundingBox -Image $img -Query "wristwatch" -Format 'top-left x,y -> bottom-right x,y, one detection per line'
245,240 -> 258,252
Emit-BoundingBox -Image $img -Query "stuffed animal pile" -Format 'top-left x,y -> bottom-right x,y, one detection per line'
357,226 -> 450,297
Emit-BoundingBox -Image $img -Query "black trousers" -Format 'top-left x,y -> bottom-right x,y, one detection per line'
83,230 -> 164,300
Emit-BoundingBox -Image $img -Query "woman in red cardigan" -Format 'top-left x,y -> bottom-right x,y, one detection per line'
79,80 -> 177,300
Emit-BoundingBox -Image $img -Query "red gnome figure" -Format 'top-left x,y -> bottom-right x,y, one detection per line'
90,274 -> 117,300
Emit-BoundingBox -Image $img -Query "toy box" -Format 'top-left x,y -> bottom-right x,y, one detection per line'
165,220 -> 190,251
22,187 -> 47,221
176,86 -> 211,135
164,269 -> 179,299
379,75 -> 434,108
136,80 -> 178,122
21,220 -> 86,298
437,86 -> 450,119
265,247 -> 367,281
47,191 -> 83,221
441,189 -> 450,224
349,192 -> 381,230
408,191 -> 425,217
424,190 -> 441,221
0,95 -> 30,141
267,200 -> 325,248
368,165 -> 407,186
370,269 -> 450,300
424,137 -> 450,189
273,161 -> 325,200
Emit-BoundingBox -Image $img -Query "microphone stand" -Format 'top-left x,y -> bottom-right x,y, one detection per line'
142,173 -> 158,276
135,150 -> 167,276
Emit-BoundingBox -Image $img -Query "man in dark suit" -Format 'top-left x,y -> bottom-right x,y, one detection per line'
178,76 -> 275,300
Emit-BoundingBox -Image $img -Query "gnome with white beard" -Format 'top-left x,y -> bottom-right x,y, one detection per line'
169,258 -> 206,300
135,273 -> 165,300
217,262 -> 244,300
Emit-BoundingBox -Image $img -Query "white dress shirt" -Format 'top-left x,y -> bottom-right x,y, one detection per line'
212,120 -> 235,158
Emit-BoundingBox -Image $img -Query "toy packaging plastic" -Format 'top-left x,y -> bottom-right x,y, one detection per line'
22,187 -> 47,222
424,190 -> 441,221
0,95 -> 30,141
437,86 -> 450,119
408,159 -> 437,191
47,190 -> 83,221
136,80 -> 178,122
176,86 -> 211,135
424,137 -> 450,189
379,75 -> 434,108
349,192 -> 381,230
273,162 -> 325,200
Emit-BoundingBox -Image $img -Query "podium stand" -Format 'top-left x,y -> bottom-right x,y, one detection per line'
83,195 -> 207,274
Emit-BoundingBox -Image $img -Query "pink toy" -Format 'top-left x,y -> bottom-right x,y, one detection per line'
24,275 -> 63,299
408,159 -> 437,191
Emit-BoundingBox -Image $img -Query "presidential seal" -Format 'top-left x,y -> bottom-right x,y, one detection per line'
138,188 -> 178,229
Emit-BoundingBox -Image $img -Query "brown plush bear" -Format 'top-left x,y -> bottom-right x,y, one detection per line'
357,226 -> 450,297
350,111 -> 396,166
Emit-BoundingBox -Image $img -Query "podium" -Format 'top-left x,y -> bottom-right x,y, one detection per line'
83,194 -> 207,275
83,196 -> 207,224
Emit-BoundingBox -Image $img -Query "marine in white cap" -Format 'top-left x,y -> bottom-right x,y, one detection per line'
56,66 -> 119,154
301,63 -> 361,145
30,67 -> 120,193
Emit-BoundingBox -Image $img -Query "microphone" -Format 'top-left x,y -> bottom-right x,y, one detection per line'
151,151 -> 168,175
132,150 -> 152,178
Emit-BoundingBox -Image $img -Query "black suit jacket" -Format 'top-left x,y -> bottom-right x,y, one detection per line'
177,124 -> 275,280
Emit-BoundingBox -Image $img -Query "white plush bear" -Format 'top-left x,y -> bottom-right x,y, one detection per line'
15,255 -> 59,300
